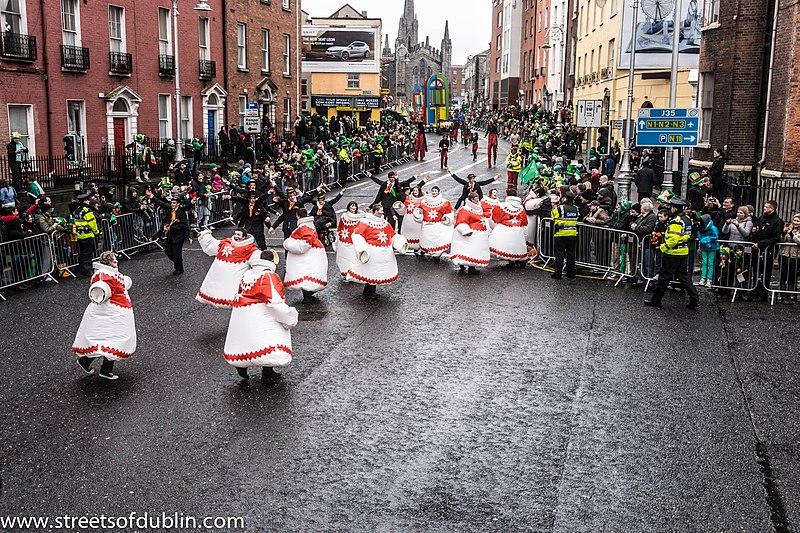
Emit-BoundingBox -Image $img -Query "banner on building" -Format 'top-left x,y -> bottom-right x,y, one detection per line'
618,0 -> 701,69
302,26 -> 379,73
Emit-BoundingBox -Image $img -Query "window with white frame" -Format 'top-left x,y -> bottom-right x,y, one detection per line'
238,95 -> 246,127
347,73 -> 359,89
66,99 -> 86,160
108,6 -> 125,53
283,97 -> 291,127
237,23 -> 247,69
7,104 -> 34,157
282,0 -> 289,9
611,0 -> 617,16
282,33 -> 290,75
158,7 -> 171,56
60,0 -> 80,46
496,11 -> 501,27
495,35 -> 500,51
180,96 -> 192,139
502,52 -> 508,74
158,94 -> 172,139
609,39 -> 615,73
198,17 -> 210,60
700,72 -> 714,142
261,29 -> 270,72
703,0 -> 720,25
1,0 -> 27,35
495,56 -> 500,73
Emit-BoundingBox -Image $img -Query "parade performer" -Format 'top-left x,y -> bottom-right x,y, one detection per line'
224,250 -> 298,382
196,227 -> 259,307
523,186 -> 551,248
488,189 -> 528,268
72,252 -> 135,381
471,132 -> 479,162
336,201 -> 364,280
414,122 -> 427,161
349,204 -> 409,299
162,197 -> 190,274
414,186 -> 454,261
283,211 -> 328,303
396,184 -> 425,253
505,144 -> 524,193
486,121 -> 499,168
450,192 -> 494,274
450,170 -> 496,210
439,134 -> 451,169
480,188 -> 500,219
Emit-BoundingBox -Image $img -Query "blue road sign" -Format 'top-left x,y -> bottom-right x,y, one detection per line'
636,108 -> 699,147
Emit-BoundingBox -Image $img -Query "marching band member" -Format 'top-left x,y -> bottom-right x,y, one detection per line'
488,189 -> 529,268
196,228 -> 259,307
335,201 -> 364,281
72,252 -> 136,381
224,250 -> 298,383
395,184 -> 425,254
413,186 -> 454,262
283,210 -> 328,303
350,204 -> 409,299
450,192 -> 494,274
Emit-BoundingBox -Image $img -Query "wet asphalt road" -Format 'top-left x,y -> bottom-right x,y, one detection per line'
1,137 -> 799,532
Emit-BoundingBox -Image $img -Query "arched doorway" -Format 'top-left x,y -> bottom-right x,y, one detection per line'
104,86 -> 142,169
201,83 -> 227,156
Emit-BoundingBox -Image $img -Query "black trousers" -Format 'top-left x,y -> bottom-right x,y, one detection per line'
77,237 -> 96,276
10,160 -> 22,190
165,239 -> 184,272
554,236 -> 577,278
79,356 -> 114,374
652,253 -> 699,303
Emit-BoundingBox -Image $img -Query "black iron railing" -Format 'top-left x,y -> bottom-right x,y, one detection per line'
199,59 -> 215,79
109,52 -> 132,75
61,45 -> 90,70
159,54 -> 175,76
0,32 -> 37,61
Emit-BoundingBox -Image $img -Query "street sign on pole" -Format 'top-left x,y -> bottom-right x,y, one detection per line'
244,102 -> 261,133
635,108 -> 699,147
576,99 -> 603,128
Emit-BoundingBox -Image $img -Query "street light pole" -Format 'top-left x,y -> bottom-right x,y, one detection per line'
617,0 -> 640,204
172,0 -> 183,162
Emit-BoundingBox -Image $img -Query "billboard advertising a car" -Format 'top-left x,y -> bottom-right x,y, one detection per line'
302,26 -> 379,73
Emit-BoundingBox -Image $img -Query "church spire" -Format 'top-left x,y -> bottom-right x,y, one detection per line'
443,19 -> 450,42
383,33 -> 392,56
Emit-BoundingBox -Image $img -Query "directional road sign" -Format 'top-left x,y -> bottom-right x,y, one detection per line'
635,108 -> 699,147
576,100 -> 603,128
244,102 -> 261,133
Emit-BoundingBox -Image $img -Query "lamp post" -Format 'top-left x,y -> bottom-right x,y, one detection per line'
173,0 -> 212,162
617,0 -> 640,203
541,24 -> 565,112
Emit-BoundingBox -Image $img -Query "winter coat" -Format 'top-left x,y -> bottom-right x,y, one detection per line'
698,219 -> 720,252
779,228 -> 800,258
722,218 -> 753,243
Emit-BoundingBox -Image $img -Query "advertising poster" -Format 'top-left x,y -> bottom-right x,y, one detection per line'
302,26 -> 379,73
618,0 -> 702,69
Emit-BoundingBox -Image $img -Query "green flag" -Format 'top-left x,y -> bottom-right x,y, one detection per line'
520,158 -> 539,185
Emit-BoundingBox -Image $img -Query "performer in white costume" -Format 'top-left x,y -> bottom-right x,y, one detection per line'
450,192 -> 494,274
395,184 -> 425,254
335,201 -> 363,281
283,211 -> 328,302
72,252 -> 136,381
349,204 -> 409,299
480,188 -> 500,219
488,189 -> 529,268
196,228 -> 259,307
224,250 -> 299,382
523,186 -> 549,249
413,186 -> 454,262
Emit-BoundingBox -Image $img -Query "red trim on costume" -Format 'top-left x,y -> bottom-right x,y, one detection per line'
450,254 -> 490,265
225,344 -> 292,362
347,271 -> 399,285
197,290 -> 236,306
490,247 -> 528,260
421,243 -> 450,253
284,276 -> 328,288
72,345 -> 132,358
406,239 -> 420,244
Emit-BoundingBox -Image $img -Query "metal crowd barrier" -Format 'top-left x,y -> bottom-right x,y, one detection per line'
764,242 -> 800,305
101,212 -> 163,259
708,240 -> 762,302
0,233 -> 58,300
203,192 -> 233,229
637,238 -> 661,291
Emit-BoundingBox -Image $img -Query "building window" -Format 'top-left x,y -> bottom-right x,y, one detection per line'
261,29 -> 270,72
108,6 -> 125,53
237,23 -> 247,69
180,96 -> 192,140
496,11 -> 502,27
198,17 -> 210,60
609,39 -> 615,73
703,0 -> 720,25
282,0 -> 290,9
282,33 -> 290,75
611,0 -> 617,16
158,94 -> 171,139
502,52 -> 508,74
60,0 -> 80,46
495,56 -> 500,73
283,97 -> 291,127
544,8 -> 548,27
347,73 -> 359,89
66,100 -> 85,160
7,104 -> 34,157
238,95 -> 246,127
158,7 -> 171,56
2,0 -> 27,34
700,72 -> 714,142
495,35 -> 501,51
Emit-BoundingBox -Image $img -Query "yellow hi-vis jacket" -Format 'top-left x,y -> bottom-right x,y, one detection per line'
505,151 -> 523,172
660,214 -> 692,256
552,204 -> 579,237
73,206 -> 99,240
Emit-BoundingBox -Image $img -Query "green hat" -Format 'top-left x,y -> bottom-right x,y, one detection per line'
209,163 -> 217,170
689,171 -> 702,185
620,200 -> 632,211
159,177 -> 171,188
135,133 -> 145,142
657,189 -> 676,203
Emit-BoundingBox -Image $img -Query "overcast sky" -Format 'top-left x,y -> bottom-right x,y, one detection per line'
301,0 -> 492,65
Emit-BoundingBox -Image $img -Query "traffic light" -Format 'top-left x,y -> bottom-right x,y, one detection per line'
597,127 -> 608,155
63,135 -> 75,161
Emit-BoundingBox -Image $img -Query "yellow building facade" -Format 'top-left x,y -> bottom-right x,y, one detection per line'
572,0 -> 695,145
309,72 -> 382,123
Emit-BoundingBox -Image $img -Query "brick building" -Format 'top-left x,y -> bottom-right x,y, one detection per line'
224,0 -> 300,136
449,65 -> 464,105
489,0 -> 503,108
520,0 -> 550,108
464,50 -> 489,107
1,0 -> 226,159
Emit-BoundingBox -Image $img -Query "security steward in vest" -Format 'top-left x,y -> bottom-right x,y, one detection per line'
551,191 -> 579,279
73,193 -> 100,276
505,144 -> 524,193
645,198 -> 700,309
